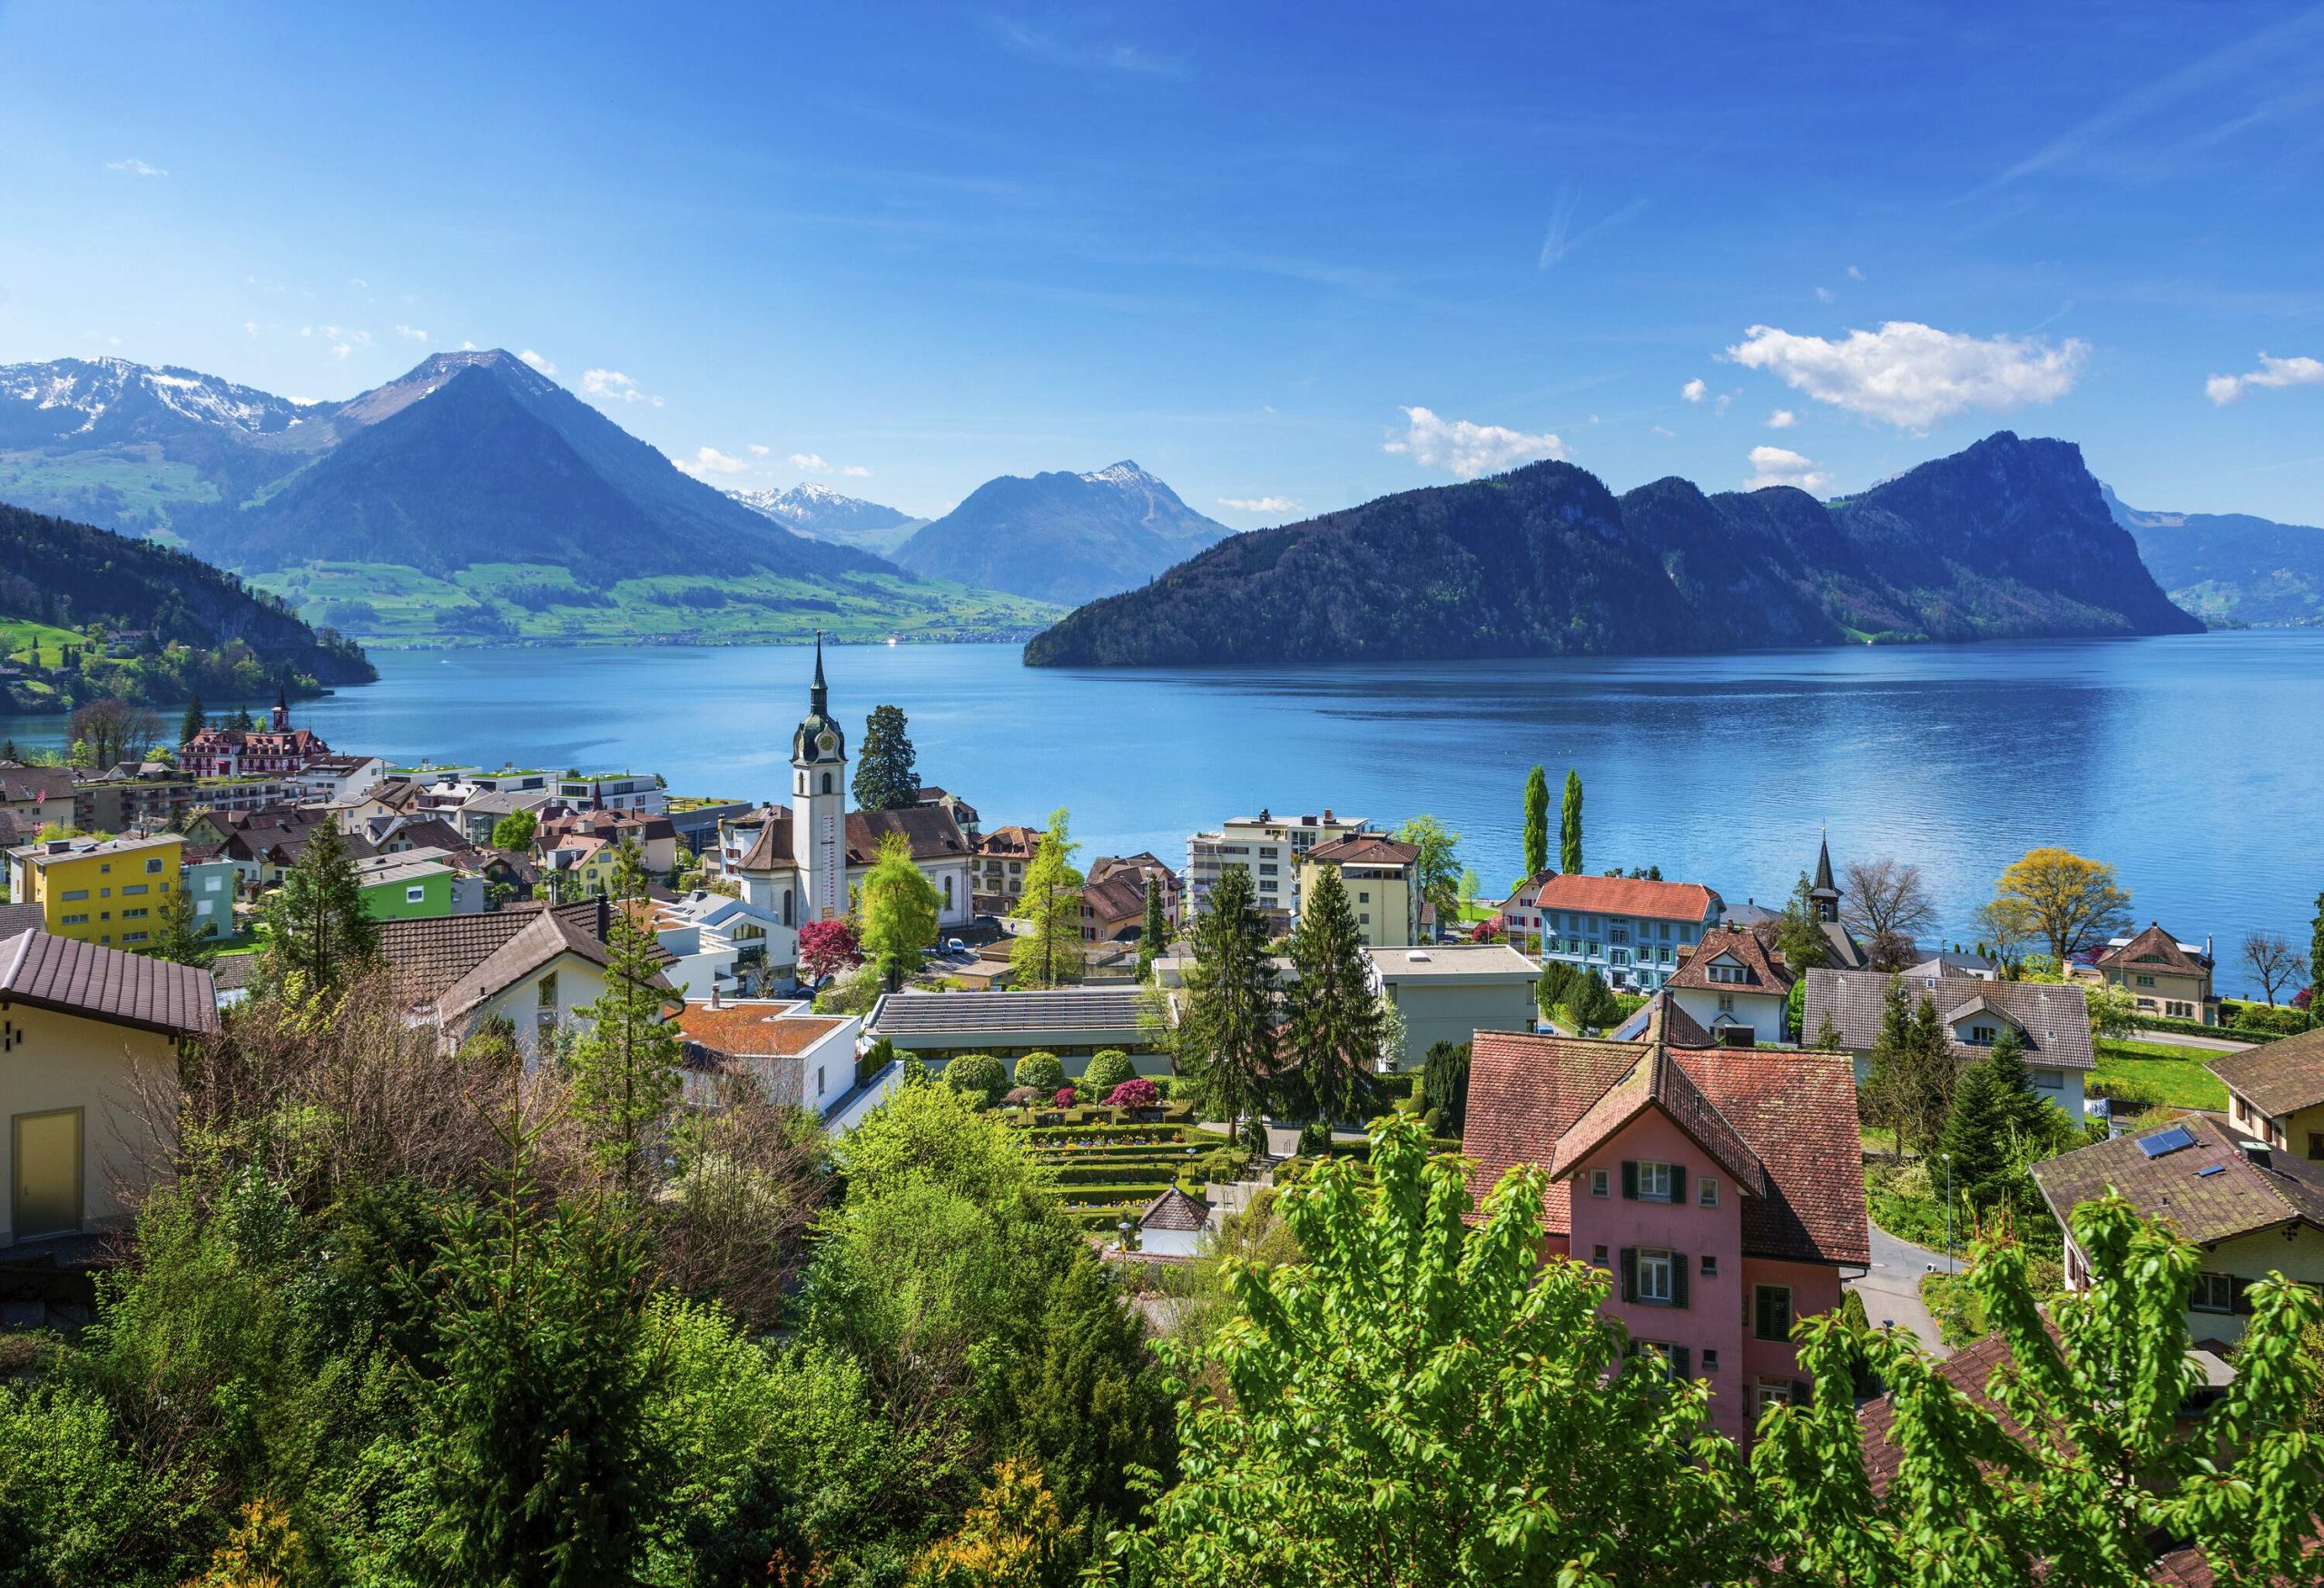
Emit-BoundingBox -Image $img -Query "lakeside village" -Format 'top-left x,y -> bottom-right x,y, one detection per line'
5,638 -> 2324,1581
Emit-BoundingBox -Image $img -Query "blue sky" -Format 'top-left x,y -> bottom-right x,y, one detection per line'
3,2 -> 2321,524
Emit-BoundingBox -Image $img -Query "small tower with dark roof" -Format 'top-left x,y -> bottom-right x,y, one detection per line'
270,674 -> 290,734
1809,829 -> 1841,924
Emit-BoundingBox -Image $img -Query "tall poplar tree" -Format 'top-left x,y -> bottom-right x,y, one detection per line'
258,822 -> 377,997
859,831 -> 940,991
1177,864 -> 1280,1136
567,840 -> 682,1188
1010,808 -> 1085,989
1521,764 -> 1550,880
1284,863 -> 1384,1126
852,704 -> 920,812
2309,889 -> 2323,1011
1137,875 -> 1168,982
1560,768 -> 1584,875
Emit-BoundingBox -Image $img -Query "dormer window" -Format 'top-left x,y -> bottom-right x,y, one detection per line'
1966,1023 -> 1996,1046
1708,960 -> 1747,984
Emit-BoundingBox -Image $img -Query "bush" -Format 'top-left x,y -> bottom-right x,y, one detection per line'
1052,1087 -> 1077,1110
1083,1050 -> 1135,1094
1012,1051 -> 1065,1094
856,1035 -> 897,1088
1002,1086 -> 1040,1109
943,1054 -> 1007,1109
1106,1078 -> 1159,1110
1295,1120 -> 1332,1158
1190,1146 -> 1250,1185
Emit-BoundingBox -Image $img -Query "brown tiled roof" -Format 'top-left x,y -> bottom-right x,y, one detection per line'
1081,871 -> 1148,924
2098,922 -> 2211,977
2208,1030 -> 2324,1119
1691,1047 -> 1868,1266
0,929 -> 218,1036
1527,873 -> 1719,922
1665,924 -> 1795,995
846,805 -> 968,866
0,764 -> 76,804
1089,852 -> 1177,887
675,1001 -> 844,1058
0,901 -> 44,937
1802,967 -> 2096,1071
1140,1186 -> 1211,1232
1549,1045 -> 1768,1196
1856,1331 -> 2025,1498
1305,833 -> 1419,868
2031,1111 -> 2324,1246
375,901 -> 604,1003
436,907 -> 671,1026
735,813 -> 795,873
972,824 -> 1039,860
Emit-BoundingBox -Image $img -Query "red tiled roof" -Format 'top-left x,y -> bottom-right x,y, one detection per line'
974,824 -> 1040,859
1081,871 -> 1149,923
1527,873 -> 1720,922
2097,922 -> 2211,977
1463,1030 -> 1649,1238
1549,1044 -> 1768,1197
675,1001 -> 844,1058
1306,833 -> 1419,867
1666,923 -> 1794,995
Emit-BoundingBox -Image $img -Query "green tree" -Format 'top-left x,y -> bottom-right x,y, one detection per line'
1992,846 -> 2134,963
566,840 -> 683,1189
148,882 -> 213,967
1862,976 -> 1956,1158
1083,1050 -> 1135,1097
1560,766 -> 1584,875
859,831 -> 940,991
1009,808 -> 1085,990
1753,1196 -> 2324,1586
1776,870 -> 1831,972
1939,1024 -> 2061,1218
1571,965 -> 1622,1031
1176,864 -> 1281,1135
1136,875 -> 1169,982
1393,813 -> 1462,932
258,821 -> 378,997
2310,888 -> 2324,1010
852,704 -> 920,812
1521,764 -> 1551,880
490,808 -> 539,851
1422,1039 -> 1472,1135
1536,958 -> 1579,1024
942,1053 -> 1007,1108
1117,1114 -> 1747,1585
1011,1051 -> 1065,1095
1283,864 -> 1385,1127
177,687 -> 205,746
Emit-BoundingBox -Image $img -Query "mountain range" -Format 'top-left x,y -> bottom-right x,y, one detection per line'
729,481 -> 930,556
888,461 -> 1233,605
1024,433 -> 2205,666
2103,487 -> 2324,628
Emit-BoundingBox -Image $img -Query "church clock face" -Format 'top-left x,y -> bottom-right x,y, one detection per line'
816,730 -> 838,755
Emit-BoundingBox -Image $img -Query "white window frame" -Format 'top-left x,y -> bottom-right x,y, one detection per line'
1637,1248 -> 1675,1304
1590,1169 -> 1610,1198
1637,1161 -> 1674,1202
1699,1177 -> 1718,1208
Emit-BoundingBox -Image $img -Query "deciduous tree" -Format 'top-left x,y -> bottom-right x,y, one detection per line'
852,704 -> 920,812
489,809 -> 538,851
1992,847 -> 2132,963
798,917 -> 862,984
2241,930 -> 2300,1005
860,831 -> 940,991
1561,767 -> 1584,875
1521,764 -> 1551,881
1010,808 -> 1085,990
68,695 -> 161,770
1843,857 -> 1936,971
1393,813 -> 1462,932
1282,864 -> 1384,1127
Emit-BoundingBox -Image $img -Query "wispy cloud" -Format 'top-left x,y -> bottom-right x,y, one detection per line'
1846,264 -> 1865,281
242,321 -> 259,335
395,324 -> 428,342
1384,406 -> 1564,478
748,444 -> 772,458
2206,351 -> 2324,405
986,16 -> 1187,76
517,349 -> 557,376
106,157 -> 166,177
1681,379 -> 1707,403
1218,495 -> 1301,514
842,465 -> 872,478
790,452 -> 832,474
1814,285 -> 1837,303
1727,321 -> 2086,429
674,446 -> 751,480
301,324 -> 372,360
581,368 -> 663,407
1537,188 -> 1651,268
1766,409 -> 1797,429
1745,445 -> 1832,492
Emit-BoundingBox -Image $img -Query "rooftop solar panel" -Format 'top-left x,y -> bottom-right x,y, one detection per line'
2137,1125 -> 2197,1158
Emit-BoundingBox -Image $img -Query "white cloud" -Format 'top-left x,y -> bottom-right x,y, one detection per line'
107,157 -> 165,176
2205,352 -> 2324,405
1767,409 -> 1797,429
517,349 -> 557,376
1536,189 -> 1652,268
395,323 -> 428,342
1681,378 -> 1707,403
460,339 -> 478,350
1650,425 -> 1676,438
1217,495 -> 1301,514
1846,264 -> 1865,281
1814,285 -> 1837,303
1727,321 -> 2087,429
1383,406 -> 1565,478
1714,392 -> 1733,415
1745,445 -> 1833,492
306,324 -> 371,360
674,446 -> 751,479
580,368 -> 663,407
789,452 -> 832,473
243,321 -> 259,335
350,277 -> 369,290
748,444 -> 771,458
842,465 -> 872,478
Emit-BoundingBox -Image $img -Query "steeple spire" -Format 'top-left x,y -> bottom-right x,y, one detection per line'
1809,826 -> 1840,924
1813,827 -> 1834,893
810,628 -> 828,716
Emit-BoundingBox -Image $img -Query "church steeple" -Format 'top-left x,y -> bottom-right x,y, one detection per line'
1809,828 -> 1840,923
270,674 -> 290,733
810,628 -> 829,717
793,629 -> 846,765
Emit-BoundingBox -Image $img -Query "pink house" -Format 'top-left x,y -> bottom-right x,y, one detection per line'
1463,998 -> 1869,1442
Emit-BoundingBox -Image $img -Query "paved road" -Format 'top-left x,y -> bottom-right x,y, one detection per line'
1847,1224 -> 1956,1359
2130,1028 -> 2255,1053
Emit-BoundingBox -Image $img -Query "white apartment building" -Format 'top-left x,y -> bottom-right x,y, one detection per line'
1185,808 -> 1368,927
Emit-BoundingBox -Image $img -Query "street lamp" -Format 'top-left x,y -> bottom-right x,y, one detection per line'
1939,1151 -> 1955,1276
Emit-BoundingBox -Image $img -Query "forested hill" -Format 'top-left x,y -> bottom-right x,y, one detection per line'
0,500 -> 376,703
1023,432 -> 2202,666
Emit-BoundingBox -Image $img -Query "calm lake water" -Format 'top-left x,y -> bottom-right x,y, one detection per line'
9,631 -> 2320,994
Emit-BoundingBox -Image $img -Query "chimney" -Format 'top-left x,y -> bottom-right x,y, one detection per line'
596,895 -> 611,942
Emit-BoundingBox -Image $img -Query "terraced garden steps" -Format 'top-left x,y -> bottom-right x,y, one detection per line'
1009,1117 -> 1240,1228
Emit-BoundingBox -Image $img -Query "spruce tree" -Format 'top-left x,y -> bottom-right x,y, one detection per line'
1137,875 -> 1168,982
1521,764 -> 1551,881
2310,889 -> 2324,1011
1776,871 -> 1830,972
1284,864 -> 1385,1127
148,883 -> 212,967
258,822 -> 378,997
1938,1053 -> 2015,1218
1009,808 -> 1086,990
177,689 -> 205,747
566,840 -> 683,1189
852,704 -> 920,812
1560,769 -> 1584,876
1177,865 -> 1280,1137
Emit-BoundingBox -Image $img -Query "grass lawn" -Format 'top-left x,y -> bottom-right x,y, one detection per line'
2090,1038 -> 2228,1114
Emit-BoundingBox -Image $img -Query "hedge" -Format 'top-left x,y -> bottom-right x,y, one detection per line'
2133,1012 -> 2290,1045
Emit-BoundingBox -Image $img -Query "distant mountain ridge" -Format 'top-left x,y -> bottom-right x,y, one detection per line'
2103,487 -> 2324,627
729,481 -> 930,556
1024,432 -> 2201,666
892,460 -> 1231,605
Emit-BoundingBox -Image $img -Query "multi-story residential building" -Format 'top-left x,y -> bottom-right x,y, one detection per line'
1664,924 -> 1796,1048
350,850 -> 463,921
1524,873 -> 1723,993
289,755 -> 389,804
374,899 -> 655,1067
2211,1030 -> 2324,1160
76,773 -> 304,835
2083,922 -> 2218,1024
1186,809 -> 1369,928
2033,1113 -> 2324,1348
0,764 -> 76,833
450,787 -> 559,846
5,833 -> 183,950
1300,833 -> 1421,948
182,856 -> 242,940
552,772 -> 665,815
1802,966 -> 2093,1124
1078,867 -> 1150,943
971,824 -> 1040,914
664,798 -> 753,860
1463,1005 -> 1869,1441
644,890 -> 797,1000
180,689 -> 333,777
1366,942 -> 1539,1070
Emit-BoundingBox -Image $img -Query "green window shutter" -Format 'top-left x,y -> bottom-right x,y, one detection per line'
1619,1247 -> 1636,1302
2231,1277 -> 2255,1316
1672,1165 -> 1687,1205
1672,1254 -> 1689,1309
1620,1160 -> 1638,1199
1673,1346 -> 1691,1379
1791,1378 -> 1812,1406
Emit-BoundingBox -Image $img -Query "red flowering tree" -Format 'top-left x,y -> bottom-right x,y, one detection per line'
1053,1087 -> 1077,1109
798,918 -> 862,983
1106,1078 -> 1159,1110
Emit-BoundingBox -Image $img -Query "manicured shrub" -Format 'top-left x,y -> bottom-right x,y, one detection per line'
1105,1078 -> 1159,1110
1052,1087 -> 1077,1110
1295,1120 -> 1332,1158
943,1053 -> 1007,1108
1083,1050 -> 1136,1094
1003,1086 -> 1040,1109
1013,1051 -> 1065,1094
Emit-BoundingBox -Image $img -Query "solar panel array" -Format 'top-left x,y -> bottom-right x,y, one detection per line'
870,988 -> 1152,1035
2137,1124 -> 2198,1159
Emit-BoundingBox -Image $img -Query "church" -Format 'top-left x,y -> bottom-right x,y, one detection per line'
723,637 -> 977,932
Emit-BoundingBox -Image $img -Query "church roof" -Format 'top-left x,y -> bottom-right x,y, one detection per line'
1812,833 -> 1837,894
846,805 -> 969,866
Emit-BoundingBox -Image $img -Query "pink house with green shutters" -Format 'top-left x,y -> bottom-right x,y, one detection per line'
1463,997 -> 1869,1441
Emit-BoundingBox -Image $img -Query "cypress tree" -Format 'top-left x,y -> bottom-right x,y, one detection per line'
1137,875 -> 1169,982
258,822 -> 378,998
852,704 -> 920,812
1560,769 -> 1584,876
177,689 -> 205,747
1422,1039 -> 1472,1135
1521,764 -> 1551,881
1177,865 -> 1280,1137
1284,864 -> 1385,1127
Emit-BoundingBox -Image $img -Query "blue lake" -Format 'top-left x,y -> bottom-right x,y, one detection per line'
9,630 -> 2320,994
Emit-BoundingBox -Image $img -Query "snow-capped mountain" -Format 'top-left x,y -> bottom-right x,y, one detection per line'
0,355 -> 321,449
727,480 -> 929,555
891,459 -> 1231,604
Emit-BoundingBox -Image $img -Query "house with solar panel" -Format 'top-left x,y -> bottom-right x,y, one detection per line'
862,985 -> 1168,1080
2031,1114 -> 2324,1346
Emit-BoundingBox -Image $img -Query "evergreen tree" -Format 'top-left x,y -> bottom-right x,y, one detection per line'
1136,875 -> 1168,982
859,830 -> 940,991
1940,1024 -> 2051,1217
1572,966 -> 1621,1031
1521,764 -> 1550,881
148,883 -> 212,967
2310,889 -> 2324,1009
566,840 -> 683,1189
1776,870 -> 1830,972
1422,1039 -> 1472,1135
257,822 -> 377,997
1864,977 -> 1959,1158
1536,959 -> 1579,1023
1560,768 -> 1584,875
177,689 -> 205,747
1009,808 -> 1085,990
1177,865 -> 1280,1136
1283,864 -> 1384,1127
852,704 -> 920,812
228,705 -> 255,732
